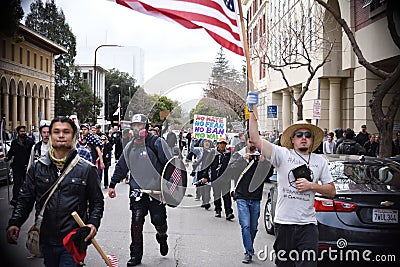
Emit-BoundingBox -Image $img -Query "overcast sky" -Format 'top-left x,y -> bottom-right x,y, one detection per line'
21,0 -> 245,105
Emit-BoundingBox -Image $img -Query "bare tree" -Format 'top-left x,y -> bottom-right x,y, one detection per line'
253,1 -> 335,120
203,48 -> 247,120
316,0 -> 400,157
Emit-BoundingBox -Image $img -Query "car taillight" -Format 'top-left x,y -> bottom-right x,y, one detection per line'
314,197 -> 357,212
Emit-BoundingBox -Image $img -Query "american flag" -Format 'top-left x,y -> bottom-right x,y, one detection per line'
106,254 -> 118,267
168,167 -> 182,195
0,143 -> 4,159
113,96 -> 121,116
115,0 -> 244,56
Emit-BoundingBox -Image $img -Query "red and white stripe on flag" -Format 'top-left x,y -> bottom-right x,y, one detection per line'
106,254 -> 118,267
116,0 -> 244,56
169,167 -> 181,194
0,143 -> 4,159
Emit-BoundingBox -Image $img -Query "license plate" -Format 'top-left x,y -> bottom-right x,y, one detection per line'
372,209 -> 398,223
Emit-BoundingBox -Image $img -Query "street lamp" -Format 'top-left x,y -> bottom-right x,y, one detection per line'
93,44 -> 123,124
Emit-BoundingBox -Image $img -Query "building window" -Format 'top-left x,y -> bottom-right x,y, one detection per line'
11,44 -> 15,61
46,58 -> 49,72
40,56 -> 43,70
34,53 -> 37,68
1,40 -> 5,58
19,47 -> 23,64
365,0 -> 387,17
27,50 -> 30,66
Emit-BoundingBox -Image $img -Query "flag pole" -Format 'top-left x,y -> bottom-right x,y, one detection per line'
237,0 -> 258,120
71,212 -> 114,267
118,93 -> 121,126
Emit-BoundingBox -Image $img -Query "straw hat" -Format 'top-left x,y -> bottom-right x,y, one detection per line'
280,120 -> 324,152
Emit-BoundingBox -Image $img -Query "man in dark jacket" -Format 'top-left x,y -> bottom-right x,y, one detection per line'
112,126 -> 123,161
6,116 -> 104,266
108,114 -> 171,266
336,128 -> 366,155
356,124 -> 369,146
4,125 -> 34,206
210,137 -> 233,219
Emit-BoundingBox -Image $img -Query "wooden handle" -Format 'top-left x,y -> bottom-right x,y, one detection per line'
71,211 -> 113,267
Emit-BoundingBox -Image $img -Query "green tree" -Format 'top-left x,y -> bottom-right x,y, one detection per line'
0,0 -> 24,37
148,95 -> 175,125
66,69 -> 102,123
105,68 -> 138,121
25,0 -> 96,117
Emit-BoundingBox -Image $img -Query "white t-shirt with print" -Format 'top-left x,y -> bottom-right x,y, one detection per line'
269,145 -> 333,225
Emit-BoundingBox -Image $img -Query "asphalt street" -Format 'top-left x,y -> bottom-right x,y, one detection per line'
0,158 -> 276,267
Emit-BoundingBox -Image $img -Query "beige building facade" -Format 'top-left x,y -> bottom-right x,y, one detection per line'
244,0 -> 400,137
0,24 -> 66,132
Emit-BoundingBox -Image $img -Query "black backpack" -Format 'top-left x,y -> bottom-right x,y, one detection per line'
342,143 -> 356,155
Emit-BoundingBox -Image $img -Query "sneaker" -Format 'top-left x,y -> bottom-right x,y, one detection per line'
127,257 -> 141,266
242,254 -> 252,264
226,213 -> 235,220
215,211 -> 221,217
203,203 -> 211,210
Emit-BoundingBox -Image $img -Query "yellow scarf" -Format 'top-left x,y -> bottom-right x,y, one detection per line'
48,147 -> 67,169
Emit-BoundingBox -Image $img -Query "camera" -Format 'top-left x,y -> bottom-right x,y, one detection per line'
291,164 -> 312,182
249,152 -> 261,161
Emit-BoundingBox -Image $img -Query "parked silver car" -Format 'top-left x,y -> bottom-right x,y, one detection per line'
0,140 -> 13,184
264,154 -> 400,263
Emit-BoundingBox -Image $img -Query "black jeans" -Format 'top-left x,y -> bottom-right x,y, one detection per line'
212,183 -> 233,214
130,194 -> 167,259
273,223 -> 318,267
11,169 -> 25,202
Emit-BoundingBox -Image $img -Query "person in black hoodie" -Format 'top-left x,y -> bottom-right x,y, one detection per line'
228,139 -> 272,264
4,125 -> 34,206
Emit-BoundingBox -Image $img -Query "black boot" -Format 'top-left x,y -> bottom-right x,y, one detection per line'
127,256 -> 141,266
156,233 -> 168,256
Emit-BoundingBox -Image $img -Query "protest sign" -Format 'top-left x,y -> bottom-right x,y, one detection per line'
192,114 -> 226,141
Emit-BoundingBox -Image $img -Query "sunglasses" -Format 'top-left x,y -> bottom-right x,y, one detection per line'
294,131 -> 313,138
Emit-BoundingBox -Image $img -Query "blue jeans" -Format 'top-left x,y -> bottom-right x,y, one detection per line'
42,244 -> 81,267
236,199 -> 260,255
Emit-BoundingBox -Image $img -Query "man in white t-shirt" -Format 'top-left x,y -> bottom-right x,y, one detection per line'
247,92 -> 336,267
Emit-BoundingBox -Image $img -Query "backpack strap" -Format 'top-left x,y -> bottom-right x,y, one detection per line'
34,142 -> 42,158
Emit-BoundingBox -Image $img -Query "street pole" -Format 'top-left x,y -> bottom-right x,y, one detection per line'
93,44 -> 122,125
118,93 -> 121,126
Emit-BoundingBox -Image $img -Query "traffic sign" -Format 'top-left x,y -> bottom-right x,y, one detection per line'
313,99 -> 322,119
267,105 -> 278,118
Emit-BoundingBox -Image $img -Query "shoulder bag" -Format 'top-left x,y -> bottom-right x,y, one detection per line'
26,156 -> 80,257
